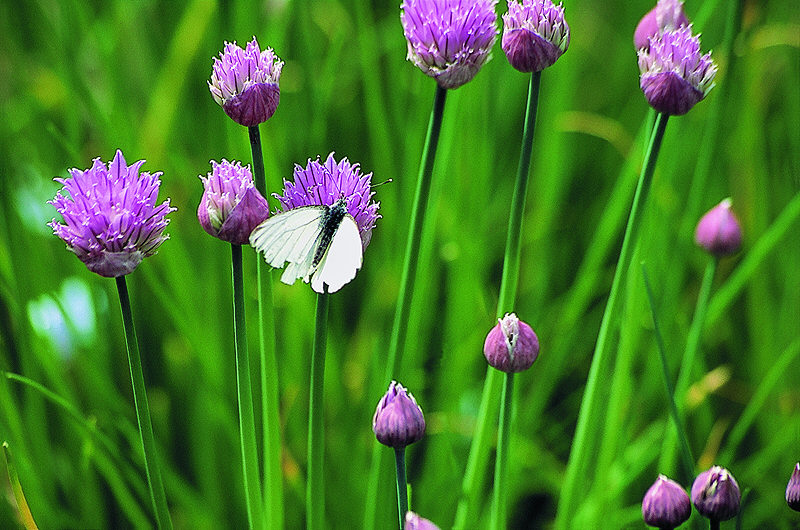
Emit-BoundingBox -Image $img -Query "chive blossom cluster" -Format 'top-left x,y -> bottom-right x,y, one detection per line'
49,150 -> 175,278
209,37 -> 284,126
277,153 -> 381,249
638,25 -> 717,115
502,0 -> 570,72
401,0 -> 498,89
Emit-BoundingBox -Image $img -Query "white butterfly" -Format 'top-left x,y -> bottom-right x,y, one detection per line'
249,197 -> 363,293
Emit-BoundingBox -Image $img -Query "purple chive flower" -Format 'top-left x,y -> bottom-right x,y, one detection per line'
373,381 -> 426,449
502,0 -> 570,73
197,160 -> 270,245
405,511 -> 441,530
691,466 -> 741,522
787,463 -> 800,512
695,198 -> 742,257
634,0 -> 690,51
401,0 -> 498,90
483,313 -> 540,373
209,37 -> 283,127
276,153 -> 381,249
642,475 -> 692,529
638,26 -> 717,116
49,150 -> 174,278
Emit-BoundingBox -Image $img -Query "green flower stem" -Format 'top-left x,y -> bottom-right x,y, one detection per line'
115,276 -> 172,530
363,85 -> 447,530
555,113 -> 669,529
641,264 -> 696,485
658,258 -> 717,473
307,292 -> 330,530
248,126 -> 267,197
394,448 -> 408,530
454,70 -> 541,530
248,122 -> 283,530
231,244 -> 265,530
490,372 -> 515,530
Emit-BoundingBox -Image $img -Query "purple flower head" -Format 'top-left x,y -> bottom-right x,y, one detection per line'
197,160 -> 270,245
695,198 -> 742,257
691,466 -> 741,522
276,153 -> 381,249
483,313 -> 540,373
401,0 -> 498,89
634,0 -> 690,51
502,0 -> 570,73
372,381 -> 426,448
209,37 -> 283,126
642,475 -> 692,529
786,462 -> 800,512
638,25 -> 717,115
48,150 -> 175,278
405,511 -> 441,530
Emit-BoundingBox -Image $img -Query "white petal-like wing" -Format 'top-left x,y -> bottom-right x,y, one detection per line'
310,214 -> 363,293
249,207 -> 326,284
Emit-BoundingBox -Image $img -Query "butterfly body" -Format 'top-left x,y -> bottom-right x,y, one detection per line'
250,197 -> 362,293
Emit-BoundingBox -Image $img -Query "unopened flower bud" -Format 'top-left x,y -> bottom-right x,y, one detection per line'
197,160 -> 269,245
695,198 -> 742,257
642,475 -> 691,529
373,381 -> 425,448
691,466 -> 741,522
634,0 -> 690,51
787,462 -> 800,512
483,313 -> 539,373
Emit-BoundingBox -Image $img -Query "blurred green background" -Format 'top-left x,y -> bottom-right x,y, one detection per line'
1,0 -> 798,528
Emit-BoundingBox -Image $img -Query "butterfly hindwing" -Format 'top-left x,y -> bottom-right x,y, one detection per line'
310,214 -> 362,293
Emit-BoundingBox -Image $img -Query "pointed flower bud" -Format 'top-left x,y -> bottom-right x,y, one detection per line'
372,381 -> 426,448
642,475 -> 692,529
49,150 -> 175,278
695,198 -> 742,257
401,0 -> 498,90
197,160 -> 270,245
502,0 -> 570,73
638,26 -> 717,115
209,37 -> 283,126
405,511 -> 441,530
691,466 -> 741,522
483,313 -> 540,373
787,463 -> 800,512
634,0 -> 690,51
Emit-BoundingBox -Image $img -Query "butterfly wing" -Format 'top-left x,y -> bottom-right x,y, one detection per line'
249,206 -> 326,285
310,214 -> 363,293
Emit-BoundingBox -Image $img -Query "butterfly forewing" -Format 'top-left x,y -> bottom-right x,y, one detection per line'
249,206 -> 326,271
310,214 -> 362,293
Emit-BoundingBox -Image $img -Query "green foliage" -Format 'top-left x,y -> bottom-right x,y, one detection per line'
0,0 -> 798,528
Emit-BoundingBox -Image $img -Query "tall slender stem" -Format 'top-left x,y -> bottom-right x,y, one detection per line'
454,71 -> 541,530
248,122 -> 283,530
659,258 -> 717,473
115,276 -> 172,530
394,448 -> 408,530
641,264 -> 696,485
490,373 -> 515,530
248,125 -> 267,197
307,292 -> 330,530
556,113 -> 669,529
231,244 -> 265,530
363,85 -> 447,530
